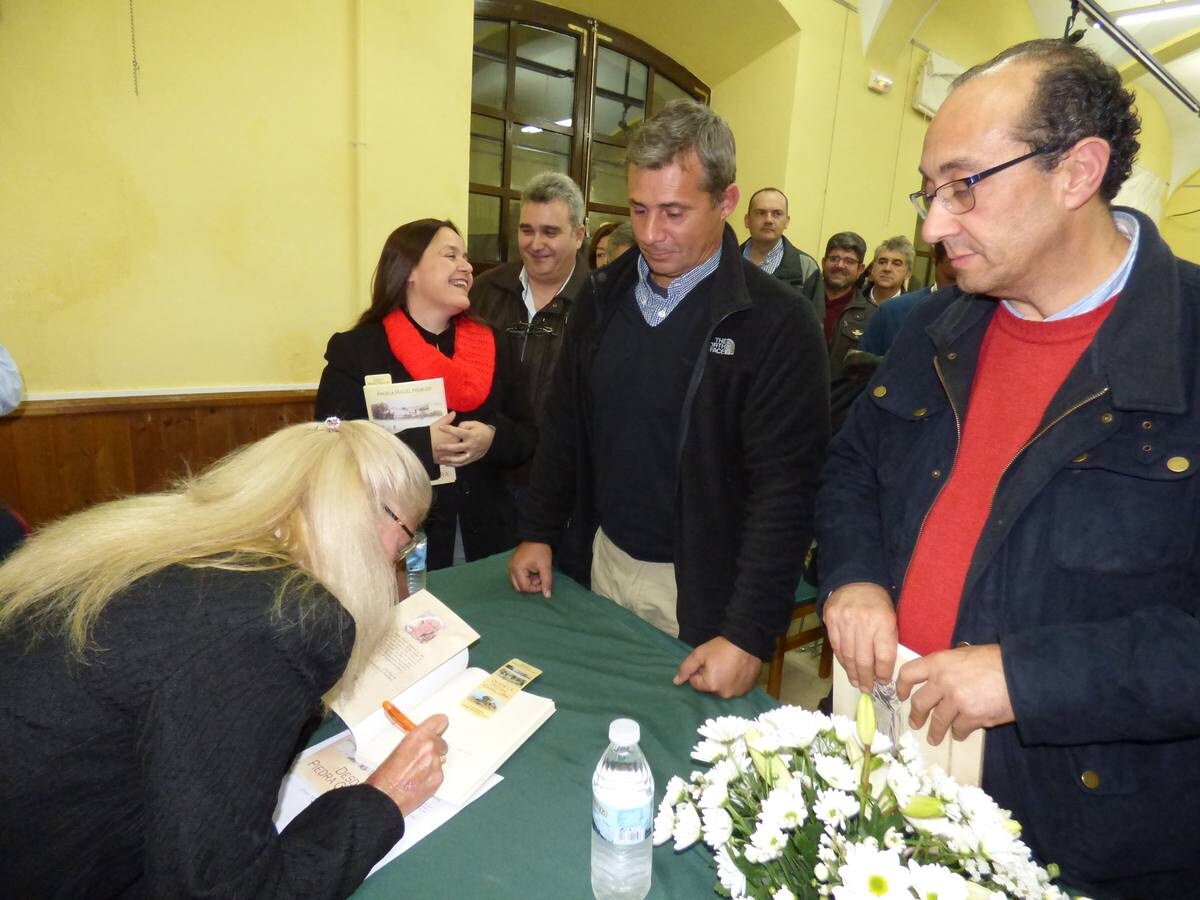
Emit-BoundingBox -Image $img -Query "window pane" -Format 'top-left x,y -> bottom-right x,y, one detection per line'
593,48 -> 646,141
473,20 -> 508,109
469,114 -> 504,187
588,142 -> 627,207
468,193 -> 501,262
513,25 -> 576,123
510,124 -> 570,190
651,73 -> 692,113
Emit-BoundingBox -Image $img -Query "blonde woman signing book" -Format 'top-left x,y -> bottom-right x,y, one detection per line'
0,420 -> 449,898
316,219 -> 537,569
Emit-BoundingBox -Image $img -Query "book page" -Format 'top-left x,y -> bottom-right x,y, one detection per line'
325,590 -> 479,729
273,728 -> 501,873
363,377 -> 455,485
832,644 -> 984,786
356,667 -> 555,805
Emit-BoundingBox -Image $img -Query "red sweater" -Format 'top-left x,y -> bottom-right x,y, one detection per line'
896,299 -> 1115,654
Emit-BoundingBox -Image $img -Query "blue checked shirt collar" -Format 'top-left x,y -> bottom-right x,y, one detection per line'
743,238 -> 784,275
634,246 -> 722,326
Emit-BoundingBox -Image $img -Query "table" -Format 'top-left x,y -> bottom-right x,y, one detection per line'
331,554 -> 779,899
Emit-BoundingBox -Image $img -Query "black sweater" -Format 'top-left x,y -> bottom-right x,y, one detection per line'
519,225 -> 831,660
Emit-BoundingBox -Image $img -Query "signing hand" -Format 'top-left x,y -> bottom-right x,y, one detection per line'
434,418 -> 495,467
509,541 -> 554,598
823,582 -> 898,692
365,713 -> 449,816
897,644 -> 1014,745
674,636 -> 762,699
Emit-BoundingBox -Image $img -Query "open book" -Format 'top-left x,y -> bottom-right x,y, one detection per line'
363,376 -> 455,485
275,590 -> 554,864
832,643 -> 984,787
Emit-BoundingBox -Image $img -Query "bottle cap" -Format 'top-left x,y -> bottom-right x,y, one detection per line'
609,718 -> 639,745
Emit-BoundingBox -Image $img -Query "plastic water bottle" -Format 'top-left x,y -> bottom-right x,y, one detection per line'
591,718 -> 654,900
405,530 -> 428,596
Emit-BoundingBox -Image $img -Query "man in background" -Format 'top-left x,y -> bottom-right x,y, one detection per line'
860,242 -> 958,356
804,231 -> 873,380
864,235 -> 914,303
740,186 -> 817,293
470,172 -> 589,423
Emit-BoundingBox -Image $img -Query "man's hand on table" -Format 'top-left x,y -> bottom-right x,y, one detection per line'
823,582 -> 898,691
509,541 -> 554,598
897,644 -> 1014,745
365,714 -> 449,817
674,636 -> 761,699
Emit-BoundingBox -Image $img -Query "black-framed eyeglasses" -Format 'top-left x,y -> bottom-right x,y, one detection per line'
382,504 -> 420,559
909,146 -> 1053,219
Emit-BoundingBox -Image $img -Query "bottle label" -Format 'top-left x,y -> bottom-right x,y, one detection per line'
592,797 -> 652,845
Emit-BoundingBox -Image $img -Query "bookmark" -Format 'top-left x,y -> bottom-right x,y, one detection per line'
461,658 -> 542,719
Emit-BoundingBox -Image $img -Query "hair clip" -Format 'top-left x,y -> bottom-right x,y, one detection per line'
322,416 -> 342,432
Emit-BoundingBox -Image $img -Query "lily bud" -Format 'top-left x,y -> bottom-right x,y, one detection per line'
900,794 -> 946,818
856,692 -> 876,748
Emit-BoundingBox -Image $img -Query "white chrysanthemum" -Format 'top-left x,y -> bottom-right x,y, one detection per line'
652,802 -> 676,845
701,806 -> 734,848
714,846 -> 748,899
745,820 -> 787,863
814,788 -> 860,829
773,886 -> 797,900
886,761 -> 922,807
746,723 -> 783,754
705,758 -> 739,790
814,753 -> 859,792
869,731 -> 894,755
814,861 -> 830,882
661,775 -> 689,807
882,827 -> 905,851
699,715 -> 753,743
672,801 -> 702,851
762,780 -> 809,830
692,738 -> 730,763
759,705 -> 825,749
907,859 -> 969,900
896,731 -> 921,766
699,778 -> 729,811
830,714 -> 858,745
832,842 -> 912,899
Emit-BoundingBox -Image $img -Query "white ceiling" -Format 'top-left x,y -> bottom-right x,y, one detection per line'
1026,0 -> 1200,191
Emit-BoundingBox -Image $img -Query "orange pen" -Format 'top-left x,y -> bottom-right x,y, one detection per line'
382,700 -> 417,732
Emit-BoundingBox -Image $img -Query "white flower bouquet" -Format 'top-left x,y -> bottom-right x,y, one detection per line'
653,698 -> 1070,900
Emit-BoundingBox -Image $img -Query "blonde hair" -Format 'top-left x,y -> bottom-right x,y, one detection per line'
0,419 -> 431,681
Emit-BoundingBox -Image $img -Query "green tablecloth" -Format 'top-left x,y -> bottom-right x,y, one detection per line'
333,553 -> 778,899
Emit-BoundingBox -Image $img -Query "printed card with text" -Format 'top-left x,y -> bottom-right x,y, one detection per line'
461,658 -> 542,719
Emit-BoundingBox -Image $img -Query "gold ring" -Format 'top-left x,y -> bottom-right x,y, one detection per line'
440,753 -> 448,765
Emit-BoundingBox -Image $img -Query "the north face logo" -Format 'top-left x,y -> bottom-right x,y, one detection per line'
709,337 -> 735,356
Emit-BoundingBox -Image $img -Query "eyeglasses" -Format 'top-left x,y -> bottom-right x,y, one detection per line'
824,254 -> 862,268
909,146 -> 1053,219
382,504 -> 420,559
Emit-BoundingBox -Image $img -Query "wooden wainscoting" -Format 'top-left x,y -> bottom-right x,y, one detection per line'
0,391 -> 317,530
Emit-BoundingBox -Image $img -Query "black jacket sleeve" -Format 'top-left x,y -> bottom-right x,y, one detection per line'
136,597 -> 404,899
315,329 -> 436,478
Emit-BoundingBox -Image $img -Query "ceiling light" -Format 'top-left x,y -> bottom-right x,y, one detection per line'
1114,2 -> 1200,26
520,124 -> 543,134
555,118 -> 572,127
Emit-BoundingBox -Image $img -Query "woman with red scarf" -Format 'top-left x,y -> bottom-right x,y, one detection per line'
316,219 -> 536,569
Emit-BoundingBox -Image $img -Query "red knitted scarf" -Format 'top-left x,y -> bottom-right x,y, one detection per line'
381,310 -> 495,412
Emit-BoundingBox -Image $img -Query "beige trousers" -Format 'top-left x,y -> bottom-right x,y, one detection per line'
590,528 -> 680,639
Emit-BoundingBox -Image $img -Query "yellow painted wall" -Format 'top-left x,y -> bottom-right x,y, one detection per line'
1162,178 -> 1200,263
1130,86 -> 1173,184
0,0 -> 471,396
